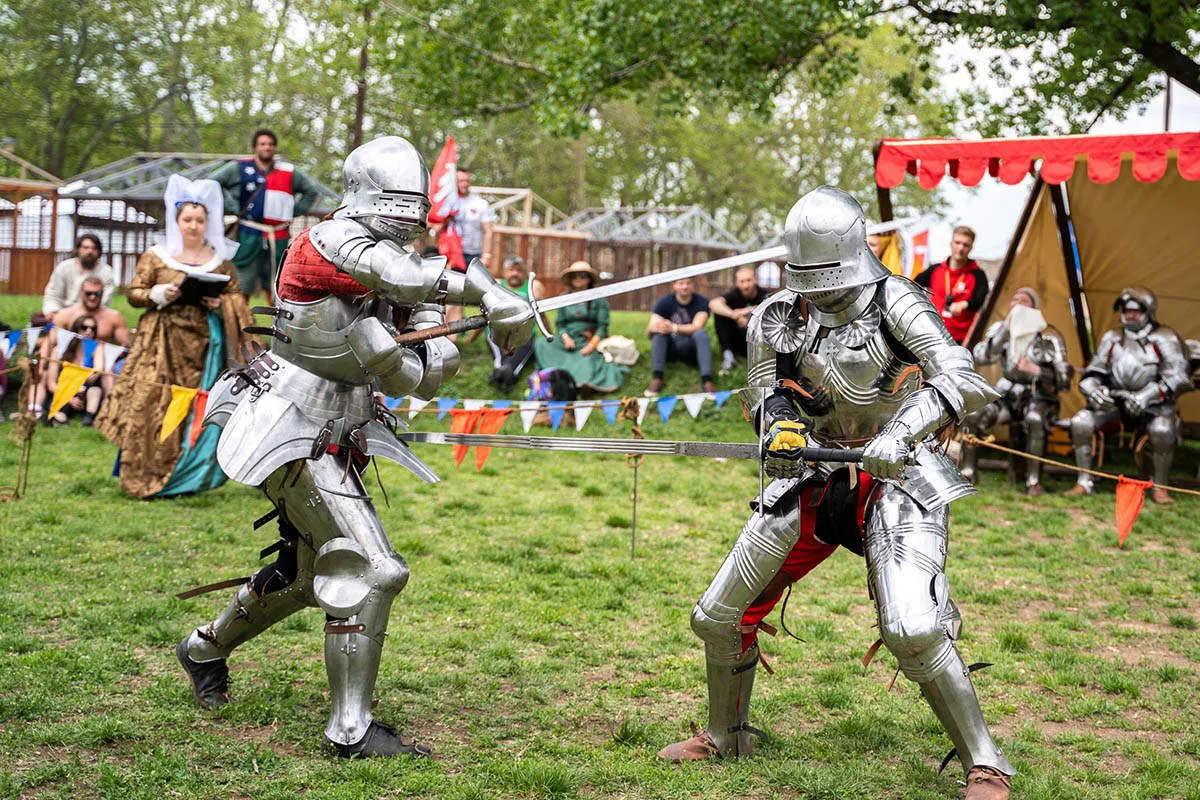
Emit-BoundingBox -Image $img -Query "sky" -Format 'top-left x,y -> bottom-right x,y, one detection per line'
918,39 -> 1200,262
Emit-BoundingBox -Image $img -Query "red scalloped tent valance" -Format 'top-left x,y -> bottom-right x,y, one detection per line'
875,132 -> 1200,189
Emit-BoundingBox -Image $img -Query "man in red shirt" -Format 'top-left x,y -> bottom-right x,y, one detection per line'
914,226 -> 989,344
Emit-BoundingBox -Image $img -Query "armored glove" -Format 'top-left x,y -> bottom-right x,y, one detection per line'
762,419 -> 812,479
861,425 -> 912,480
1082,380 -> 1116,412
1122,384 -> 1160,417
482,283 -> 535,354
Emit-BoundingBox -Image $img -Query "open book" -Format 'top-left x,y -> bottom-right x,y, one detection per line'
179,271 -> 231,305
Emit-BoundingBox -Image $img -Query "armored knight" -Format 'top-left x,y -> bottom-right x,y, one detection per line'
175,136 -> 534,757
960,288 -> 1072,496
1066,287 -> 1191,504
659,187 -> 1013,799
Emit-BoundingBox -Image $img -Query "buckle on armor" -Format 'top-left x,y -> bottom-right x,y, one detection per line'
243,325 -> 291,344
251,305 -> 294,321
310,419 -> 336,460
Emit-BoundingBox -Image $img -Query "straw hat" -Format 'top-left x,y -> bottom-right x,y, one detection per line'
561,260 -> 599,286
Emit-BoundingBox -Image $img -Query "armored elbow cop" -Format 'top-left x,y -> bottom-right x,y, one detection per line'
345,317 -> 425,397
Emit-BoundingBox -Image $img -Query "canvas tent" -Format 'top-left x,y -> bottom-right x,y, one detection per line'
874,132 -> 1200,425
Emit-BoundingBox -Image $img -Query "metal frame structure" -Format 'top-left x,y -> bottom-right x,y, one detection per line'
556,205 -> 746,249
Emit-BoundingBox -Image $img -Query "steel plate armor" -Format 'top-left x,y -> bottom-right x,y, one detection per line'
1069,288 -> 1191,491
961,320 -> 1072,488
666,187 -> 1013,785
180,136 -> 534,756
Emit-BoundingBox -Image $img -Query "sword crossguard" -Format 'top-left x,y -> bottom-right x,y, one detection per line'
528,271 -> 554,342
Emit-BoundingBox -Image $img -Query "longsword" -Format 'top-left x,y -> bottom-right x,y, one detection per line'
393,246 -> 788,346
395,431 -> 864,463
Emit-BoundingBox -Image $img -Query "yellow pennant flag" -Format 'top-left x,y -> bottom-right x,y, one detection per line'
48,363 -> 96,418
159,385 -> 199,443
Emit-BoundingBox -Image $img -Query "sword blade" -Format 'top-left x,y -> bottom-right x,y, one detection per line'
534,245 -> 787,313
395,431 -> 864,463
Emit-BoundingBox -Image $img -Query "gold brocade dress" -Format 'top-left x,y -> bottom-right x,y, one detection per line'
96,246 -> 254,498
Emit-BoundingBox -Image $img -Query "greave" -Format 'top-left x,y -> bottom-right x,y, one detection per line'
324,586 -> 398,745
703,644 -> 760,756
1147,420 -> 1175,486
912,642 -> 1015,777
1024,414 -> 1046,487
1071,413 -> 1097,491
186,581 -> 307,663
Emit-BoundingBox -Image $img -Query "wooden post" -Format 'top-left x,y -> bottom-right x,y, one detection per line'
1048,183 -> 1094,362
873,140 -> 894,222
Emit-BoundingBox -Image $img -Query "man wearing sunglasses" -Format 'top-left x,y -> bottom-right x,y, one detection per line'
42,234 -> 116,320
53,277 -> 129,348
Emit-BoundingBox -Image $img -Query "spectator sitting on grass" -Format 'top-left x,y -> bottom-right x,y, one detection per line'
44,315 -> 106,427
708,265 -> 768,376
531,261 -> 628,394
644,277 -> 715,396
487,255 -> 545,393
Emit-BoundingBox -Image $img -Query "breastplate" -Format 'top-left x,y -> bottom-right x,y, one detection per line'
1109,338 -> 1159,391
271,294 -> 375,385
792,305 -> 921,442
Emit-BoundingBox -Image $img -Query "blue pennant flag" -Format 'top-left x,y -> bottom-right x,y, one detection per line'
4,329 -> 21,354
713,390 -> 734,408
80,338 -> 100,368
384,396 -> 404,410
601,400 -> 620,426
436,398 -> 458,419
491,400 -> 512,410
657,395 -> 678,423
547,401 -> 568,431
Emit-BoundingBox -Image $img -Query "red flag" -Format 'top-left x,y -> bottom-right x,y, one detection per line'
448,408 -> 485,466
189,390 -> 209,447
427,137 -> 465,270
474,408 -> 513,470
1115,476 -> 1153,546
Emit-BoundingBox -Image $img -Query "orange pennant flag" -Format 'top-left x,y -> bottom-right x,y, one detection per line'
1115,475 -> 1153,546
474,408 -> 513,470
160,385 -> 199,443
447,408 -> 485,466
188,390 -> 209,447
48,362 -> 95,418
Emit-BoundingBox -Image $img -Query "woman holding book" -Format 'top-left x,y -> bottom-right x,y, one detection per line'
97,175 -> 254,498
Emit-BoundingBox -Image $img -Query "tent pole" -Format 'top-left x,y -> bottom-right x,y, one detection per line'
872,140 -> 894,222
1048,183 -> 1093,363
967,177 -> 1044,350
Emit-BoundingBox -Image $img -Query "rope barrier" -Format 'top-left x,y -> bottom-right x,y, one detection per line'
961,433 -> 1200,498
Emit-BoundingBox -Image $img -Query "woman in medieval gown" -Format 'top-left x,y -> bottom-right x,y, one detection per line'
97,175 -> 255,498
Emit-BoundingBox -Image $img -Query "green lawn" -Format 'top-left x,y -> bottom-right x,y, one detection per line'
1,293 -> 1198,799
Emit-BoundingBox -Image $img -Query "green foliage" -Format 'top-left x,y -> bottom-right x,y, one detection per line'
909,1 -> 1200,135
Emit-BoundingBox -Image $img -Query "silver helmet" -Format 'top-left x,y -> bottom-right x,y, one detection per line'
335,136 -> 431,244
782,186 -> 889,294
1113,286 -> 1157,332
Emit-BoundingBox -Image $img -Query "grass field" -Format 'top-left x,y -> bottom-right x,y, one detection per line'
1,293 -> 1198,799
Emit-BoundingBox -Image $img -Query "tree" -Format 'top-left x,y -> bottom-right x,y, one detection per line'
906,0 -> 1200,134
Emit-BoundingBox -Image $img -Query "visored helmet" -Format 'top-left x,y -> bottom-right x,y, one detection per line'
1113,286 -> 1157,332
782,186 -> 889,294
335,136 -> 431,244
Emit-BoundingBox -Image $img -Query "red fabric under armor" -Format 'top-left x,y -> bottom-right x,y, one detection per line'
277,230 -> 372,303
739,471 -> 875,651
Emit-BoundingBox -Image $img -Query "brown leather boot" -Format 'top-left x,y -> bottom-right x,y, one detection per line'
657,726 -> 720,762
964,766 -> 1012,800
1062,484 -> 1091,497
1150,487 -> 1173,505
1025,483 -> 1046,498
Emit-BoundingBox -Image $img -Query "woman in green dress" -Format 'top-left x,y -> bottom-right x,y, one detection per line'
532,261 -> 629,393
